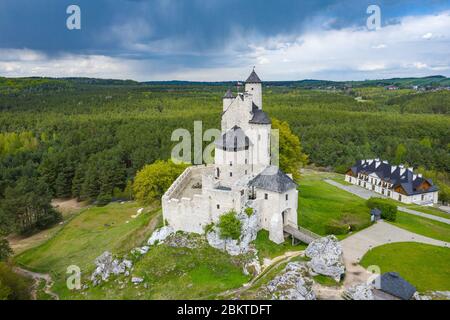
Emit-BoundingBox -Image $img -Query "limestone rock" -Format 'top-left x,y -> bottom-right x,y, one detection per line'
90,251 -> 133,285
164,232 -> 202,249
147,226 -> 174,246
344,283 -> 375,300
266,262 -> 316,300
131,277 -> 144,284
413,292 -> 431,300
206,210 -> 259,256
305,235 -> 345,282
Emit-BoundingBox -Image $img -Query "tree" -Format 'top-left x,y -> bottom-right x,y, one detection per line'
394,143 -> 407,164
217,210 -> 241,240
271,118 -> 308,180
0,238 -> 12,262
133,160 -> 188,205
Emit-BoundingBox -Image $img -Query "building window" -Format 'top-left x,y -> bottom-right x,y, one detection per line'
398,195 -> 402,201
245,159 -> 248,164
217,204 -> 220,209
229,172 -> 233,177
258,134 -> 261,141
285,194 -> 288,201
240,190 -> 244,196
388,191 -> 391,197
264,193 -> 268,200
230,161 -> 232,166
216,168 -> 220,178
245,170 -> 248,175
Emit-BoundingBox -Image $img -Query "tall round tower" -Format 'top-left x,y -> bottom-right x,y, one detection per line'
244,68 -> 262,109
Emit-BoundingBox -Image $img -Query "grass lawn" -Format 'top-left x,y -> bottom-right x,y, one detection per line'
67,235 -> 251,300
254,230 -> 306,261
15,202 -> 161,299
298,171 -> 371,236
360,242 -> 450,292
327,172 -> 449,219
390,212 -> 450,243
401,204 -> 450,219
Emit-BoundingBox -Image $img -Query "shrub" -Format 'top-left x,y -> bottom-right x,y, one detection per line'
217,210 -> 241,240
0,262 -> 31,300
366,197 -> 397,222
96,193 -> 112,206
203,223 -> 215,234
133,160 -> 188,205
244,207 -> 254,217
324,220 -> 349,235
0,238 -> 12,262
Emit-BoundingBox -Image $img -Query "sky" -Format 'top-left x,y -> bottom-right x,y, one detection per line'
0,0 -> 449,81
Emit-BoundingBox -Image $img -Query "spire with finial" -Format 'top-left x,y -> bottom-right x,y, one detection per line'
223,88 -> 234,99
245,67 -> 262,83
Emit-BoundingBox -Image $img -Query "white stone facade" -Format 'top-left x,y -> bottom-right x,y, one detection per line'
162,70 -> 299,244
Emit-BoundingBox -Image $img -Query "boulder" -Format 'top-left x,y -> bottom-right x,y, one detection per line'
206,210 -> 259,256
90,251 -> 133,285
305,235 -> 345,282
131,277 -> 144,284
266,262 -> 316,300
147,226 -> 174,246
344,283 -> 375,300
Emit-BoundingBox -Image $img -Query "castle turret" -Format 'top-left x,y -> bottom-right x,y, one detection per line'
223,88 -> 234,111
244,68 -> 262,109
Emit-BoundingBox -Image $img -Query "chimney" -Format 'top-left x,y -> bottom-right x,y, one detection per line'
391,165 -> 397,173
413,174 -> 417,180
375,160 -> 381,168
418,173 -> 423,178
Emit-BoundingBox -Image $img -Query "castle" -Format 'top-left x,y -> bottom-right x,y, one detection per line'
345,159 -> 438,205
162,69 -> 299,244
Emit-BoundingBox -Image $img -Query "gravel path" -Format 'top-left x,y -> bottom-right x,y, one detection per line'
340,220 -> 450,287
14,267 -> 59,300
324,179 -> 450,225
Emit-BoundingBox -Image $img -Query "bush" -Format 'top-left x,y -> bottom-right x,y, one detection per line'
366,197 -> 397,222
0,238 -> 12,262
244,207 -> 254,217
217,210 -> 241,240
324,220 -> 349,235
133,160 -> 188,205
0,262 -> 31,300
96,193 -> 112,206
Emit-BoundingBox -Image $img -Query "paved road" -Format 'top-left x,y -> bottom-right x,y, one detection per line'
325,179 -> 450,225
341,221 -> 450,287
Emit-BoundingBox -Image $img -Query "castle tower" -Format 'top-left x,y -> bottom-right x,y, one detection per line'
222,88 -> 234,111
244,68 -> 262,109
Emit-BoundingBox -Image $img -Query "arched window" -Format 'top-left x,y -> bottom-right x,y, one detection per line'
216,168 -> 220,178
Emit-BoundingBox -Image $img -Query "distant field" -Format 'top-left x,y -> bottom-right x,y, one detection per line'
298,171 -> 371,237
360,242 -> 450,292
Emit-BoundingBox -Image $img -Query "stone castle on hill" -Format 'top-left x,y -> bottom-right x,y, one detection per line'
162,69 -> 299,244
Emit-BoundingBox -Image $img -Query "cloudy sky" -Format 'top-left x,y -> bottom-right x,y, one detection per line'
0,0 -> 449,81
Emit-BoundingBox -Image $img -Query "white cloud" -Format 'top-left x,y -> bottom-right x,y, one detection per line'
0,11 -> 449,81
422,32 -> 433,39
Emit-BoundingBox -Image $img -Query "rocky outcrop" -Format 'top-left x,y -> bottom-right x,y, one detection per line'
243,249 -> 262,277
206,211 -> 259,256
90,251 -> 133,286
147,226 -> 174,246
344,283 -> 375,300
305,235 -> 345,282
163,232 -> 202,249
266,262 -> 316,300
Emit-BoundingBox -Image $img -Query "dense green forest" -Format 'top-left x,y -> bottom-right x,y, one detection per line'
0,77 -> 449,235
